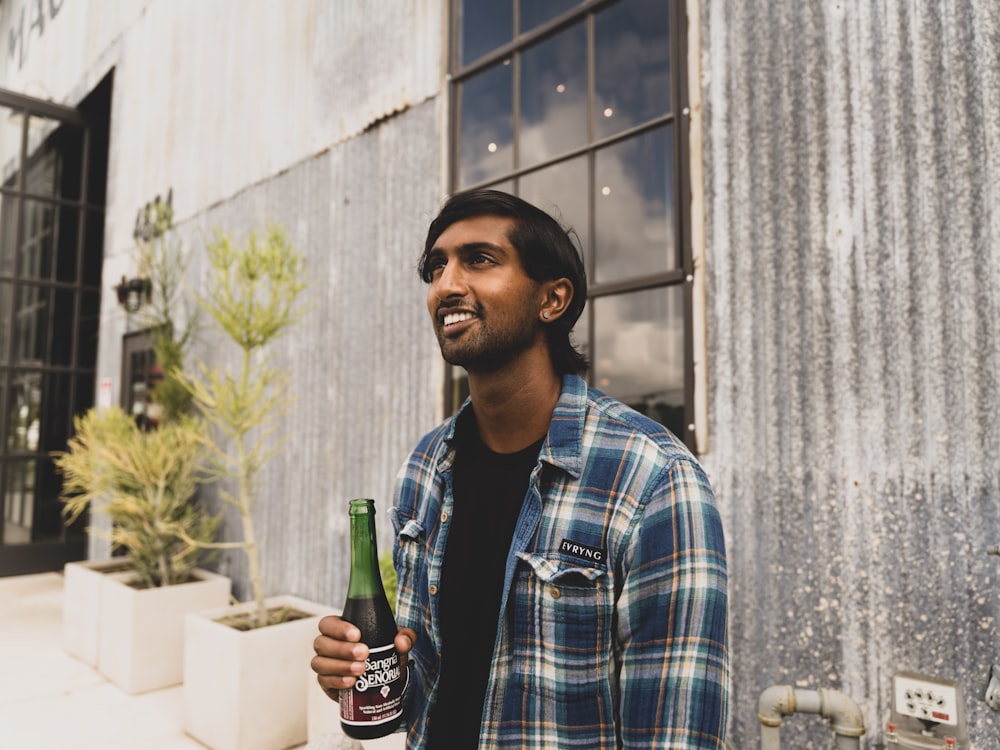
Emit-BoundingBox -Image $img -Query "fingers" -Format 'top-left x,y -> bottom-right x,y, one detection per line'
318,614 -> 361,642
395,628 -> 417,655
312,617 -> 418,697
395,627 -> 417,671
311,615 -> 370,693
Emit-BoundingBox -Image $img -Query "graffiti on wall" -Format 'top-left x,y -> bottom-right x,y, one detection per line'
7,0 -> 66,70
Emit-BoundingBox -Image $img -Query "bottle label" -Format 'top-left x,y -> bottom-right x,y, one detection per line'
340,643 -> 405,726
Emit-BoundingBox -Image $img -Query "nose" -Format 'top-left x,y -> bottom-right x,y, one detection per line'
432,258 -> 467,300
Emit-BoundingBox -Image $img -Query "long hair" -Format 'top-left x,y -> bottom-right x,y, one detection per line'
419,189 -> 589,375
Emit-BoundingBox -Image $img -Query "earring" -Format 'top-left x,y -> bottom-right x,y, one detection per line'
542,311 -> 551,320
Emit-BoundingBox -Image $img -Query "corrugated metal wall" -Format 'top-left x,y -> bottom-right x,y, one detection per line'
163,0 -> 448,611
700,1 -> 1000,745
176,99 -> 444,611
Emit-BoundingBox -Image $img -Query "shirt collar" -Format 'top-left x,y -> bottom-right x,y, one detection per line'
443,374 -> 586,480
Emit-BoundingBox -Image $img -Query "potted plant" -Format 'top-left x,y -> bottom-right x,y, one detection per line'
55,196 -> 229,693
54,407 -> 228,693
177,223 -> 327,750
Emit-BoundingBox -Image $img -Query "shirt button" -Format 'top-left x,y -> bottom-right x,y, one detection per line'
550,587 -> 561,600
440,511 -> 448,523
428,584 -> 438,596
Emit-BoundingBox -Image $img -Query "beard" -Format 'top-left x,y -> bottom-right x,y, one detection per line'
435,308 -> 540,373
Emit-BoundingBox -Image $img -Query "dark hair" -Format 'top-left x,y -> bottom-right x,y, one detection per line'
419,188 -> 589,375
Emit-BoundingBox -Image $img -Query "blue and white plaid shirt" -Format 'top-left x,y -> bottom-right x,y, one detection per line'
390,374 -> 729,749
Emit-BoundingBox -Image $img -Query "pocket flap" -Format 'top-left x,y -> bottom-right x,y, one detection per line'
398,518 -> 424,542
515,551 -> 606,584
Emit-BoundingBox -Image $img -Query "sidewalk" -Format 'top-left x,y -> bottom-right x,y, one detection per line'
0,572 -> 402,750
0,571 -> 206,749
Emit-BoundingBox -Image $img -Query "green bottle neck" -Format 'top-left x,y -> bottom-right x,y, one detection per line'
347,499 -> 383,599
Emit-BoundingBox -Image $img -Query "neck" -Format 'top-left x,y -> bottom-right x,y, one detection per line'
466,351 -> 562,454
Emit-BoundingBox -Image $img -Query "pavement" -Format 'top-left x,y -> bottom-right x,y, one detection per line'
0,572 -> 403,750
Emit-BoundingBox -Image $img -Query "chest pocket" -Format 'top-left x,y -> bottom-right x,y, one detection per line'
506,551 -> 614,709
393,518 -> 426,599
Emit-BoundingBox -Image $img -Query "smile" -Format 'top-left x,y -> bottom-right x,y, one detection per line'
443,312 -> 475,327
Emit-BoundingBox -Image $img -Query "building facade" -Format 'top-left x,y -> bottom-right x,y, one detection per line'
1,0 -> 998,745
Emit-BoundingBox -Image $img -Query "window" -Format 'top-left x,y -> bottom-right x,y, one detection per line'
0,74 -> 111,574
449,0 -> 696,447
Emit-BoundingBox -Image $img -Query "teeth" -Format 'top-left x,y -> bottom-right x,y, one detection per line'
443,312 -> 474,326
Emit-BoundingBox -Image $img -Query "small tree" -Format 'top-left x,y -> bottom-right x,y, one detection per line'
54,407 -> 219,588
177,223 -> 307,627
134,196 -> 200,422
54,196 -> 218,587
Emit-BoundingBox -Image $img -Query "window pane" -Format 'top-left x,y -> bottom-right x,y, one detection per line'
594,0 -> 671,140
0,193 -> 17,276
593,286 -> 684,437
25,116 -> 84,201
38,372 -> 73,454
594,125 -> 675,284
458,61 -> 514,188
519,22 -> 587,168
83,208 -> 105,286
24,138 -> 59,197
21,199 -> 56,280
460,0 -> 513,66
0,281 -> 11,359
56,204 -> 81,283
7,372 -> 41,453
483,179 -> 515,195
519,0 -> 581,33
14,284 -> 75,367
3,458 -> 35,544
0,106 -> 22,184
518,156 -> 589,268
3,457 -> 64,543
79,291 -> 100,368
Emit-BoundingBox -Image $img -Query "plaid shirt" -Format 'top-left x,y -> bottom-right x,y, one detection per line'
390,374 -> 729,749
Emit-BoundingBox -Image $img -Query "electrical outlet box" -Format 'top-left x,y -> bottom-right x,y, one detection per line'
888,671 -> 968,749
894,673 -> 960,726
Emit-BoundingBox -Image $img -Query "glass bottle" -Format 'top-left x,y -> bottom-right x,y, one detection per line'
340,498 -> 405,739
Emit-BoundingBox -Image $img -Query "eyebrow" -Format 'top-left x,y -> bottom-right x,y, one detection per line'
429,241 -> 510,257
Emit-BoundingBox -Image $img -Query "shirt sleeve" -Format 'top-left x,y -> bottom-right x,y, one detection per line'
615,456 -> 730,749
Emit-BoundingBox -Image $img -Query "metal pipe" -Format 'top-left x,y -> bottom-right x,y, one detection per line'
758,685 -> 866,750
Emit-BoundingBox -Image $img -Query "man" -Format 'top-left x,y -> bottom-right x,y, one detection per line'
312,189 -> 729,748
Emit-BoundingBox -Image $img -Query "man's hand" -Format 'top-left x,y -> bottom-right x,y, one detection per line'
311,614 -> 416,700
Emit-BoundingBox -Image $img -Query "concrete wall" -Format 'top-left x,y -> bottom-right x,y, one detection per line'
699,1 -> 1000,745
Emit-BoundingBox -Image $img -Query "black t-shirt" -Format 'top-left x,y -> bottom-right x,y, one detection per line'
426,418 -> 543,749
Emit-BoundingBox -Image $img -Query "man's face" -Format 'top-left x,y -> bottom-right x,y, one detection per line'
424,215 -> 546,372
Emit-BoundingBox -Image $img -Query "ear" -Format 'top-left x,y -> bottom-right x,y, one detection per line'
539,278 -> 574,323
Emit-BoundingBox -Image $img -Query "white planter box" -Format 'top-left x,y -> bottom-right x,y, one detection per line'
62,558 -> 135,666
98,567 -> 231,694
183,595 -> 330,750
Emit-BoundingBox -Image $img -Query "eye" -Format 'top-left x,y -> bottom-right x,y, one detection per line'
422,256 -> 446,282
469,253 -> 494,266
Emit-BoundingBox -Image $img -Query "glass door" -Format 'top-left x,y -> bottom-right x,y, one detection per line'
0,76 -> 111,576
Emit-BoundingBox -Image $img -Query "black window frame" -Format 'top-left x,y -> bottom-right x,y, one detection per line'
446,0 -> 697,450
0,83 -> 108,574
